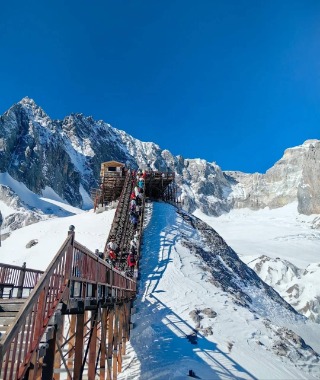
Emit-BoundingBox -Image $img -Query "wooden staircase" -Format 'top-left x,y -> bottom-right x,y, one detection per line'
0,166 -> 176,379
0,299 -> 25,339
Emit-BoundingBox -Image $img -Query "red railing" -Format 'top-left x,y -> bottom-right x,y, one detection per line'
0,229 -> 136,380
0,263 -> 43,298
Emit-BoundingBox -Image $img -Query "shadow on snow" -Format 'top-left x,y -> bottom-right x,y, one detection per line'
129,202 -> 257,380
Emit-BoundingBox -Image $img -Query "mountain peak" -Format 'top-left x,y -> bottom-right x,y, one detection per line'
19,96 -> 37,106
15,97 -> 50,121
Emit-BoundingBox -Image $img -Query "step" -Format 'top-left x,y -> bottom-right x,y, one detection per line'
0,299 -> 25,312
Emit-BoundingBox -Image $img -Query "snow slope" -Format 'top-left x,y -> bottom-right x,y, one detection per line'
193,202 -> 320,268
0,203 -> 114,270
119,202 -> 320,380
194,203 -> 320,323
1,195 -> 319,379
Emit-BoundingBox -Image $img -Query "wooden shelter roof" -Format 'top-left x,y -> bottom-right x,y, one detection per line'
101,161 -> 125,168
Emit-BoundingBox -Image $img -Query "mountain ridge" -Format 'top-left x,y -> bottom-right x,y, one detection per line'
0,97 -> 319,218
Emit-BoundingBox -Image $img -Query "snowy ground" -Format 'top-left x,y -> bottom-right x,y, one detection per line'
119,202 -> 320,380
193,203 -> 320,324
1,189 -> 320,378
194,202 -> 320,268
0,199 -> 114,270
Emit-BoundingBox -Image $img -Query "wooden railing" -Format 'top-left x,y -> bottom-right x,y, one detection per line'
0,228 -> 136,380
105,169 -> 133,252
0,263 -> 43,299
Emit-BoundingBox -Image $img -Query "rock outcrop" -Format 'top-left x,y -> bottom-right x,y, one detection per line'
298,140 -> 320,215
226,140 -> 320,215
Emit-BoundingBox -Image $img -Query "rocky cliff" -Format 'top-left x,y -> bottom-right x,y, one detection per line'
226,140 -> 320,215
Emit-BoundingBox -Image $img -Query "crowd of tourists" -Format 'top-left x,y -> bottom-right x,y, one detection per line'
102,168 -> 146,276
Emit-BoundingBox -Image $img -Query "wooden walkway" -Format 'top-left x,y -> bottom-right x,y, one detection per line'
0,169 -> 176,379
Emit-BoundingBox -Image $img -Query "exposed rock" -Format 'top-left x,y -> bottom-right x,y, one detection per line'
178,209 -> 299,315
226,140 -> 320,215
248,256 -> 320,323
26,239 -> 38,248
202,308 -> 217,318
201,326 -> 213,336
0,184 -> 45,233
298,140 -> 320,215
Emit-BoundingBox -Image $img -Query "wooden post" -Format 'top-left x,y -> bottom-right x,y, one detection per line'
42,325 -> 57,380
66,225 -> 75,280
106,308 -> 114,380
17,262 -> 26,298
73,313 -> 85,380
53,314 -> 64,380
112,306 -> 119,380
122,302 -> 130,355
100,308 -> 107,380
88,311 -> 98,380
117,305 -> 123,373
68,315 -> 76,370
27,350 -> 39,380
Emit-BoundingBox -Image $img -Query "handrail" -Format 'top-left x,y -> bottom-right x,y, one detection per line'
73,240 -> 136,292
105,169 -> 132,250
0,228 -> 136,379
0,233 -> 73,379
0,263 -> 43,295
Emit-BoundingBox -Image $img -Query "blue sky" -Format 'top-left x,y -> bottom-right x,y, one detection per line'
1,1 -> 319,173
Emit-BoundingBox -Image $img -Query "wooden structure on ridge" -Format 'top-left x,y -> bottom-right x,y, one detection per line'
92,161 -> 126,210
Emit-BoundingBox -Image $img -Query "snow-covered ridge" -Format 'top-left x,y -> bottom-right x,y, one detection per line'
1,97 -> 320,217
124,202 -> 320,379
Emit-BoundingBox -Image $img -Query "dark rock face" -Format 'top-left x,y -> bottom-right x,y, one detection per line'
0,98 -> 82,206
0,98 -> 137,207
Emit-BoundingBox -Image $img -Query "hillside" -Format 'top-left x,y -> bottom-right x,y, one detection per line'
1,190 -> 320,378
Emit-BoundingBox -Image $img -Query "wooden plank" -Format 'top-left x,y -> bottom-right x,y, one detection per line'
0,316 -> 16,326
0,298 -> 25,304
0,301 -> 24,312
0,311 -> 18,317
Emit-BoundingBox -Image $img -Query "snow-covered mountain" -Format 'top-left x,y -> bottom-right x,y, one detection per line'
1,97 -> 319,219
2,197 -> 320,379
1,97 -> 319,333
1,97 -> 320,376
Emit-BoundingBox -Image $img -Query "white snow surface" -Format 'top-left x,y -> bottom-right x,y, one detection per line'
119,202 -> 320,379
0,172 -> 80,217
194,202 -> 320,269
0,194 -> 320,378
194,203 -> 320,323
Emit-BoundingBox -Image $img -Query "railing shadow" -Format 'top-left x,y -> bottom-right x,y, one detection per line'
128,202 -> 257,380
